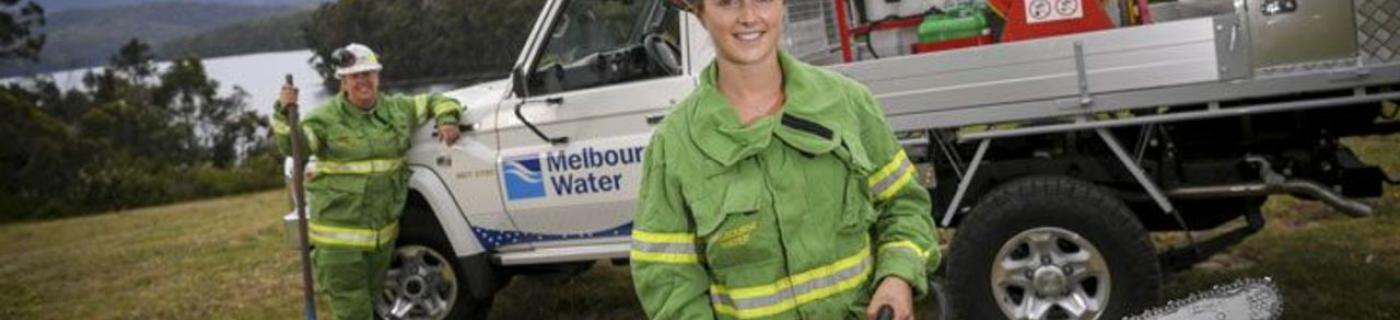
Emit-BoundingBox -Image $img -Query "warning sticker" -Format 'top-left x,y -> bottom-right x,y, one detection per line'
1026,0 -> 1083,24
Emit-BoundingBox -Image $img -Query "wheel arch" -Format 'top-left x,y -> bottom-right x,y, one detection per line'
405,166 -> 485,257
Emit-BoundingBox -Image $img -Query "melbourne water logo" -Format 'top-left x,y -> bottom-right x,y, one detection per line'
503,156 -> 546,200
501,146 -> 646,201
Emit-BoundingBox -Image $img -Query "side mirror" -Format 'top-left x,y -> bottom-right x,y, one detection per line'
510,66 -> 527,98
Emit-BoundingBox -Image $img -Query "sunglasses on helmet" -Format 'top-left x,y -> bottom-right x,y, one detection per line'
331,48 -> 356,69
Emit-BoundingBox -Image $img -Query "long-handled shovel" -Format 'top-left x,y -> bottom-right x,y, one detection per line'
285,74 -> 318,320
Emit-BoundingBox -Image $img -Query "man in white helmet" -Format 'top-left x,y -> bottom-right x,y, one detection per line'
272,43 -> 462,320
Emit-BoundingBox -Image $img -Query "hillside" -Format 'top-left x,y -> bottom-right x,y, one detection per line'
158,9 -> 314,59
1,3 -> 300,77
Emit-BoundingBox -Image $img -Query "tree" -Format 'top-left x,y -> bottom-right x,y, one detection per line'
0,0 -> 45,62
155,56 -> 219,126
0,85 -> 81,217
2,35 -> 277,220
110,38 -> 157,82
301,0 -> 545,90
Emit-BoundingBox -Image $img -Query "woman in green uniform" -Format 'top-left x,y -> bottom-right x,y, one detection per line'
630,1 -> 940,319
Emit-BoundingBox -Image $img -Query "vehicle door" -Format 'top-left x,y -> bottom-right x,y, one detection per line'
495,0 -> 690,249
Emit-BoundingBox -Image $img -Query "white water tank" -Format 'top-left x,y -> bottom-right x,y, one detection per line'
861,0 -> 942,21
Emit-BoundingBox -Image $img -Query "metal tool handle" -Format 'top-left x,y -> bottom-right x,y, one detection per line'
285,74 -> 318,320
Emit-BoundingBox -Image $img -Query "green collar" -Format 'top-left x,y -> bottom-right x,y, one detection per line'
688,51 -> 847,167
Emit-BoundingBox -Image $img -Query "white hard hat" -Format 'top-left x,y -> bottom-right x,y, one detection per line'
332,43 -> 383,78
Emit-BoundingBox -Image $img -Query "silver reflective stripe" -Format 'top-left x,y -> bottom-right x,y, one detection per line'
308,222 -> 397,250
870,157 -> 913,199
317,158 -> 404,175
309,228 -> 375,244
632,241 -> 696,254
710,255 -> 872,312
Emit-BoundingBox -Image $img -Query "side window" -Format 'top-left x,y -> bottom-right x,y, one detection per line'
525,0 -> 681,96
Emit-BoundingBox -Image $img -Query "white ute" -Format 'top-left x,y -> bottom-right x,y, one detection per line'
285,0 -> 1400,319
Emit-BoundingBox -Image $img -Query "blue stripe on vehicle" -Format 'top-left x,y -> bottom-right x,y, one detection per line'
470,223 -> 633,249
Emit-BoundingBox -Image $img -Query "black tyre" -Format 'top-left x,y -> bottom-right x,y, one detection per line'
377,207 -> 494,320
947,176 -> 1160,320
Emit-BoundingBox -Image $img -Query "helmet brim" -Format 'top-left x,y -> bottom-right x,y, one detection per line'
335,64 -> 383,78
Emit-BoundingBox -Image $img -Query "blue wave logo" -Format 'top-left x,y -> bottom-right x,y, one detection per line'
503,156 -> 546,200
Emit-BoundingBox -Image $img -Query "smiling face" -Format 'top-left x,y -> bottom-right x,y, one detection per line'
341,71 -> 379,109
695,0 -> 784,68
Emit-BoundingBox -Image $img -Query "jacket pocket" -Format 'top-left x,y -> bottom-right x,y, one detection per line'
688,173 -> 774,272
306,176 -> 364,222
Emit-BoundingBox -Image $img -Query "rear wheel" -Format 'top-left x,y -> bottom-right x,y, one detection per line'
948,176 -> 1160,320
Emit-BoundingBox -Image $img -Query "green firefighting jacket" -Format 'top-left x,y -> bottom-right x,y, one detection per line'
273,92 -> 460,251
631,51 -> 940,319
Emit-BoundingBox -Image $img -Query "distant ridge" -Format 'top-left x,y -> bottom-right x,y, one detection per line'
2,1 -> 325,77
39,0 -> 329,13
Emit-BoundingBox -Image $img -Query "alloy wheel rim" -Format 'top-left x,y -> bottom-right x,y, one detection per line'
990,227 -> 1111,320
377,245 -> 458,320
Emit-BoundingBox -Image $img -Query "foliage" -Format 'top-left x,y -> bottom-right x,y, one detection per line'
0,0 -> 45,61
301,0 -> 546,91
0,39 -> 280,220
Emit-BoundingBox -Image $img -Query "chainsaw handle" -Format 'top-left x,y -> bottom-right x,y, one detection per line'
875,305 -> 894,320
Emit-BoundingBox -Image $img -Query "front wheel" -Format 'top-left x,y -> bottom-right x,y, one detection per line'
947,176 -> 1161,320
376,233 -> 493,319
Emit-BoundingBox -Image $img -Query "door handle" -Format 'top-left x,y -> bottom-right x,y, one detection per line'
645,114 -> 666,126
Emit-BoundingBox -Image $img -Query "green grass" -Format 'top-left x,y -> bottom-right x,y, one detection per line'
0,190 -> 306,319
1157,135 -> 1400,319
0,135 -> 1396,319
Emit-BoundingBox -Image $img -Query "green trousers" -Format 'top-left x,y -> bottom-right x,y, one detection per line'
313,245 -> 394,320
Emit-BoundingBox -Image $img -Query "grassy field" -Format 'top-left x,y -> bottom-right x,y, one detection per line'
1,135 -> 1397,319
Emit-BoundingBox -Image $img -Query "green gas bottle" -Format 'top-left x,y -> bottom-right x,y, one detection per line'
917,5 -> 989,43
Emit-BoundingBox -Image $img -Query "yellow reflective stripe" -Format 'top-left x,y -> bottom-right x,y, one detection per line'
414,95 -> 429,121
271,117 -> 291,135
711,244 -> 874,319
631,230 -> 700,264
302,126 -> 321,152
868,150 -> 915,201
316,158 -> 404,175
877,169 -> 915,201
713,265 -> 872,319
432,101 -> 457,116
632,230 -> 696,244
710,244 -> 870,298
878,240 -> 928,259
630,250 -> 700,264
272,117 -> 320,152
868,150 -> 908,187
308,222 -> 398,249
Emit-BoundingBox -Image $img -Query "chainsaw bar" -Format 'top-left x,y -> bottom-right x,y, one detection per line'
1126,277 -> 1282,320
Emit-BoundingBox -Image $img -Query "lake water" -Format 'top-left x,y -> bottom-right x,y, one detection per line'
6,49 -> 333,117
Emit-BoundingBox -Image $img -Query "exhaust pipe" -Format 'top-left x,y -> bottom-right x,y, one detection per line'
1168,180 -> 1374,217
